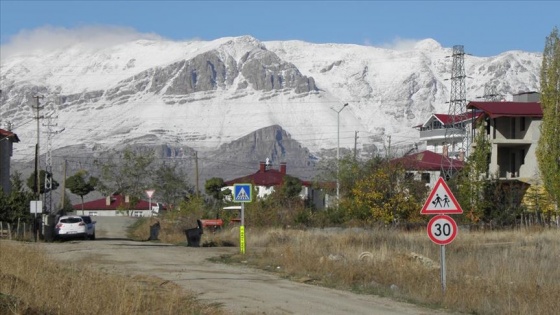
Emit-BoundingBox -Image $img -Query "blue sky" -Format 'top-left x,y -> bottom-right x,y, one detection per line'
1,1 -> 559,57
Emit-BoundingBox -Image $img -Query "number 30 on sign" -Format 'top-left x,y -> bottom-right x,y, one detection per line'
427,215 -> 457,245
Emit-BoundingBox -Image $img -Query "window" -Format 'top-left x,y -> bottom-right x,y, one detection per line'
421,173 -> 430,184
521,149 -> 525,164
520,117 -> 526,131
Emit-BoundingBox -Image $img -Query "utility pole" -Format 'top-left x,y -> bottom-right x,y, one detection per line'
43,113 -> 58,213
194,151 -> 200,196
334,103 -> 348,205
386,135 -> 392,159
60,159 -> 67,214
32,95 -> 44,242
482,82 -> 501,101
33,95 -> 44,199
354,131 -> 358,160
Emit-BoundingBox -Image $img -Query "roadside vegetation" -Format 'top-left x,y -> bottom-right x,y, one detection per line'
123,217 -> 560,315
0,241 -> 224,315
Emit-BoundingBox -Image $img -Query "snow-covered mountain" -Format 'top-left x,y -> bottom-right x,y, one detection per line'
1,35 -> 542,178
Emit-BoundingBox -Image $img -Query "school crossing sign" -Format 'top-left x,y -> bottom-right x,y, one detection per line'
421,177 -> 463,215
233,184 -> 252,203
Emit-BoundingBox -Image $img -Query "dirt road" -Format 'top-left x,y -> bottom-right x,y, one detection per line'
37,217 -> 449,315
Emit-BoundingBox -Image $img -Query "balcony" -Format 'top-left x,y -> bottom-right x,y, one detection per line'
420,128 -> 466,140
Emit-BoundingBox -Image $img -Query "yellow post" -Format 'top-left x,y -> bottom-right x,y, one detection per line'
240,225 -> 245,254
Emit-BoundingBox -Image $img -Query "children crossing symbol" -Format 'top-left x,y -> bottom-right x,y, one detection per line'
236,187 -> 249,200
233,184 -> 252,203
420,177 -> 463,214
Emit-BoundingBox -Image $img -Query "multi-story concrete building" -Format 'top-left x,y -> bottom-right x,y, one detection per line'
0,128 -> 20,193
467,92 -> 542,182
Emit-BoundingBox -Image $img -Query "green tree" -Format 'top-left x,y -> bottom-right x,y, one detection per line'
457,123 -> 492,223
66,170 -> 98,214
204,177 -> 226,202
0,172 -> 34,236
536,26 -> 560,210
279,175 -> 302,199
153,163 -> 192,208
58,193 -> 75,215
26,170 -> 59,196
95,147 -> 155,207
349,160 -> 426,225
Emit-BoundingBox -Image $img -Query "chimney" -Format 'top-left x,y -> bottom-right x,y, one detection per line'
106,196 -> 111,206
259,161 -> 266,173
280,162 -> 287,174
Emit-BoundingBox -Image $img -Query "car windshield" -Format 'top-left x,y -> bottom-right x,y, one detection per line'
60,217 -> 82,224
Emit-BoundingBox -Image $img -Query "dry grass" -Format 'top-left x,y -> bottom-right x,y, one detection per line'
9,216 -> 556,315
199,226 -> 560,315
0,241 -> 224,315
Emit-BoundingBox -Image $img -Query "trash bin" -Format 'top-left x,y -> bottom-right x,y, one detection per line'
148,221 -> 160,241
185,220 -> 204,247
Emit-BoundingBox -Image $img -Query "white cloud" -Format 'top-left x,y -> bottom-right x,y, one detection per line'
364,37 -> 422,51
1,25 -> 165,58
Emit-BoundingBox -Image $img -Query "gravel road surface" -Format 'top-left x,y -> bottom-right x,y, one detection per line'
35,217 -> 451,315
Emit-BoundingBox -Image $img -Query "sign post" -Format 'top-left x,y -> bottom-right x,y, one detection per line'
30,200 -> 42,242
421,177 -> 462,294
146,189 -> 155,214
233,184 -> 252,254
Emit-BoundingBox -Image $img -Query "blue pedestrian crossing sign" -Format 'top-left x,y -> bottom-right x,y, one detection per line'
233,184 -> 252,203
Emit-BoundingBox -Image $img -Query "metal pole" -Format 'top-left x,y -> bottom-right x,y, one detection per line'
241,203 -> 245,227
440,245 -> 447,294
240,203 -> 245,254
337,111 -> 340,201
335,103 -> 348,204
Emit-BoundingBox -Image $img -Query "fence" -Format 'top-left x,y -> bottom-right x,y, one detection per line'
0,220 -> 35,240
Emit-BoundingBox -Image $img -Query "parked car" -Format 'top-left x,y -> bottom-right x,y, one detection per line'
80,215 -> 96,240
55,215 -> 95,240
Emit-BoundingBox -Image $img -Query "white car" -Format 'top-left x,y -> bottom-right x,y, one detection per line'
55,215 -> 95,240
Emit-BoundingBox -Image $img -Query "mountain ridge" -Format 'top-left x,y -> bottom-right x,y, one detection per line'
1,35 -> 541,167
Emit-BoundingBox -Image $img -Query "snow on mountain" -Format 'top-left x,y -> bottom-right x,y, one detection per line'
1,35 -> 542,166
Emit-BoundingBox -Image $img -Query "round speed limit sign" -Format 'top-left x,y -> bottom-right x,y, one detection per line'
427,215 -> 457,245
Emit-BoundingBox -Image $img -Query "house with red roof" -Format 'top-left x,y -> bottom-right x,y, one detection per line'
72,194 -> 164,217
223,161 -> 332,209
415,111 -> 482,160
0,128 -> 20,194
467,91 -> 542,182
391,150 -> 465,187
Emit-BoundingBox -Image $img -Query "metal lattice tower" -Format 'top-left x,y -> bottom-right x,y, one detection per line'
442,45 -> 468,180
43,110 -> 60,213
483,82 -> 501,101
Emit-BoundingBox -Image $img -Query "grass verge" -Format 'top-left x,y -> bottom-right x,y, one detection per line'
0,240 -> 224,315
